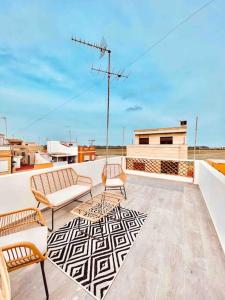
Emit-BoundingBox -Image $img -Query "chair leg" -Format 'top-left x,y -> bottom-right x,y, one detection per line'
90,190 -> 93,198
37,202 -> 40,208
119,186 -> 124,197
40,261 -> 49,300
118,203 -> 122,221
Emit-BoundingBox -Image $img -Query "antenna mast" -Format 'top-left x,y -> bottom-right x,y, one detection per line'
71,36 -> 128,163
193,116 -> 198,183
88,139 -> 96,146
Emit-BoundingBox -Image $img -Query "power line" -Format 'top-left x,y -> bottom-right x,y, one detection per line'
13,0 -> 216,136
125,0 -> 216,70
13,82 -> 96,136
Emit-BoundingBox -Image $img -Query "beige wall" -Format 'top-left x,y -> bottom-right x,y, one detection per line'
135,133 -> 186,145
127,144 -> 188,160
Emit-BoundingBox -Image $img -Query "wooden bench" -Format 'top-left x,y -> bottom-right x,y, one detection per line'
30,168 -> 92,231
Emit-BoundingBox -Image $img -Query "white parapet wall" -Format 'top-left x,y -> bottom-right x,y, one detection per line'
0,156 -> 123,213
195,160 -> 225,254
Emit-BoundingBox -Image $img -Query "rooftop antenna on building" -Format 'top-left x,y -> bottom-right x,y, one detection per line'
71,36 -> 128,163
69,129 -> 72,144
88,139 -> 96,146
0,116 -> 8,138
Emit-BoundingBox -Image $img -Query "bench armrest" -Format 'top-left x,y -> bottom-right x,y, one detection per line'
77,175 -> 92,188
0,208 -> 46,237
31,189 -> 52,208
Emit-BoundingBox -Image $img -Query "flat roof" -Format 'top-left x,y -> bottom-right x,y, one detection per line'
50,153 -> 76,157
134,126 -> 187,135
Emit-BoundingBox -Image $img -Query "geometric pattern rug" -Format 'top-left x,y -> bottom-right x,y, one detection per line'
47,206 -> 147,300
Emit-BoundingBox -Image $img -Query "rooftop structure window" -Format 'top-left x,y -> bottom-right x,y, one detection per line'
160,136 -> 173,144
139,137 -> 149,145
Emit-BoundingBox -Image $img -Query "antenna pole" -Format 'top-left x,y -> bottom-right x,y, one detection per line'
69,129 -> 72,143
0,116 -> 7,138
194,116 -> 198,161
193,116 -> 198,182
88,139 -> 96,146
71,36 -> 128,164
106,50 -> 111,162
121,127 -> 125,164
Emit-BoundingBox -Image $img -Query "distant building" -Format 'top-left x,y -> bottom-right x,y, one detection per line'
7,138 -> 42,166
47,141 -> 78,165
34,153 -> 53,170
0,133 -> 12,175
127,121 -> 188,160
0,133 -> 5,146
78,146 -> 96,163
0,145 -> 12,175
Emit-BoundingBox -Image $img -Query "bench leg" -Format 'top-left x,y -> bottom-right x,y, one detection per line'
47,208 -> 54,232
98,219 -> 104,240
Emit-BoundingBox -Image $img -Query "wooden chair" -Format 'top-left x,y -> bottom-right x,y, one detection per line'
0,249 -> 11,300
102,164 -> 127,199
0,208 -> 49,299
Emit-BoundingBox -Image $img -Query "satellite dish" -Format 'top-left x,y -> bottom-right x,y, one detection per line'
99,37 -> 107,58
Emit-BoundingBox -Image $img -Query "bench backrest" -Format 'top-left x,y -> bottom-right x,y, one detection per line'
102,164 -> 124,179
30,168 -> 78,195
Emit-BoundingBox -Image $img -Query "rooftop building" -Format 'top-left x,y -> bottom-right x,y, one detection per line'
127,121 -> 188,160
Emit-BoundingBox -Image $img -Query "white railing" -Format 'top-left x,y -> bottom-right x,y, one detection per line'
195,160 -> 225,254
0,156 -> 122,213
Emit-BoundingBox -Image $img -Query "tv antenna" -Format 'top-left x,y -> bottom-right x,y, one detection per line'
88,139 -> 96,146
71,36 -> 128,162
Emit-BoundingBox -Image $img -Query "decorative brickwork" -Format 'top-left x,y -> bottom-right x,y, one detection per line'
126,157 -> 194,178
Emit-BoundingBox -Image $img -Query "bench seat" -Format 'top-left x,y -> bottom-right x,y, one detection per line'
47,184 -> 91,207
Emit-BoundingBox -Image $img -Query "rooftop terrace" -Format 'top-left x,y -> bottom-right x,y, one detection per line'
9,174 -> 225,300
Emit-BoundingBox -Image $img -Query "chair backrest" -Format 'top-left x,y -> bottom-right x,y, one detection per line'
102,164 -> 123,179
0,250 -> 11,300
30,168 -> 78,195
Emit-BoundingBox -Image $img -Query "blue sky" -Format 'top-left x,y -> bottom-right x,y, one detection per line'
0,0 -> 224,146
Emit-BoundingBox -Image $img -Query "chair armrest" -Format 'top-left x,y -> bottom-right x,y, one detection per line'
102,174 -> 107,186
0,208 -> 46,237
77,175 -> 93,188
119,171 -> 127,183
31,189 -> 51,208
2,241 -> 46,271
0,249 -> 11,300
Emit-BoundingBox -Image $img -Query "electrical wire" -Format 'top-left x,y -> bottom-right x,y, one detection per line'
124,0 -> 216,70
13,0 -> 216,137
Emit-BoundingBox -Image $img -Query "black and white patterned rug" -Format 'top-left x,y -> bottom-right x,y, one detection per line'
47,206 -> 147,300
